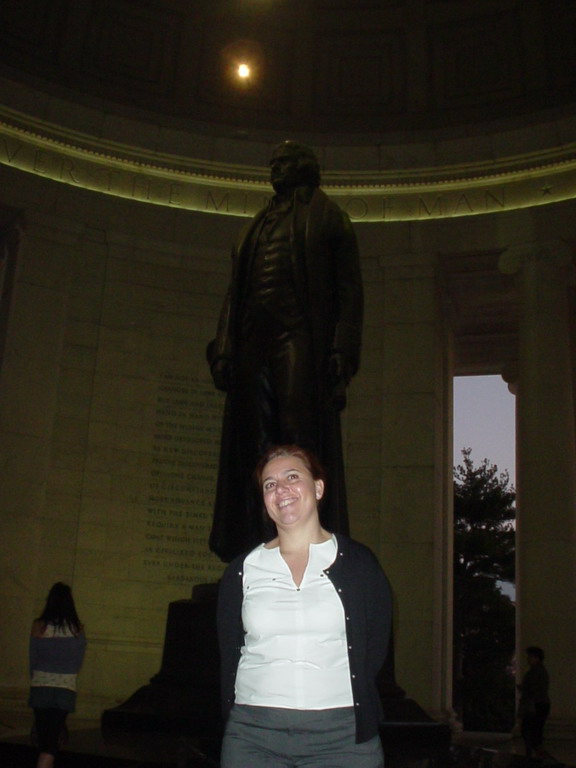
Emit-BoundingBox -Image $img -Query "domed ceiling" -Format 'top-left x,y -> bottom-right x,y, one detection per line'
1,1 -> 575,380
0,0 -> 574,137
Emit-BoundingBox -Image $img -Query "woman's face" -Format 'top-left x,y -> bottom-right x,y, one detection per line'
261,455 -> 324,531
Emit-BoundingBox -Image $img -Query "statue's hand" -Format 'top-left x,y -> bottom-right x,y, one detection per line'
327,352 -> 352,411
211,357 -> 231,392
329,352 -> 352,387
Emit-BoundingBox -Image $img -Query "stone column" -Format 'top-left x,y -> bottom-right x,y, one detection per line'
500,242 -> 576,737
378,254 -> 454,722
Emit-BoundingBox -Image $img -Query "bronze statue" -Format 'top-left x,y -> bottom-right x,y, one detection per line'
207,141 -> 363,561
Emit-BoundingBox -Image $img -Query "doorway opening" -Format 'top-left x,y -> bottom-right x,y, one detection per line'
452,374 -> 516,732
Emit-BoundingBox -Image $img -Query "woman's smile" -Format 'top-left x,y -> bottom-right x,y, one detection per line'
262,456 -> 324,529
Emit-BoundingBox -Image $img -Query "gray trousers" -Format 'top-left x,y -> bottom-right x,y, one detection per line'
221,705 -> 384,768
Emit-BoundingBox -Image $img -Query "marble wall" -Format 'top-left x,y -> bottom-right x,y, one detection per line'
0,167 -> 459,720
0,173 -> 241,717
0,169 -> 436,718
1,157 -> 575,730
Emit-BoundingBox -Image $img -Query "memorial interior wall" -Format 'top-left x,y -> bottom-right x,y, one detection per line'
1,37 -> 576,717
2,153 -> 576,718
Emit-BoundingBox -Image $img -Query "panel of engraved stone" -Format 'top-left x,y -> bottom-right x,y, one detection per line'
140,372 -> 223,586
430,11 -> 524,106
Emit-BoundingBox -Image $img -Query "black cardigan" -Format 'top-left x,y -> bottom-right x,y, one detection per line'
216,533 -> 392,743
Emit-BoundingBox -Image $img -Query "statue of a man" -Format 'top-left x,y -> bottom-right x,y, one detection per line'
207,141 -> 363,561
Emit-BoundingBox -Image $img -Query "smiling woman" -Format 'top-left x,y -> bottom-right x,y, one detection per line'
260,457 -> 325,549
216,444 -> 393,768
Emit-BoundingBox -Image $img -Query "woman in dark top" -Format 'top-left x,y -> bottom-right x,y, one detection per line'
28,582 -> 86,768
217,444 -> 392,767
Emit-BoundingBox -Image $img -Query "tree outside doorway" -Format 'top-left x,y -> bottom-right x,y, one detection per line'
453,448 -> 516,732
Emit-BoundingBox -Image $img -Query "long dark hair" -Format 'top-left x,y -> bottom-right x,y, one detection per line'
37,582 -> 82,634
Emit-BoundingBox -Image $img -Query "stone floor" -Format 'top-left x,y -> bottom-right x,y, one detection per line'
1,710 -> 575,767
0,711 -> 218,767
451,731 -> 576,767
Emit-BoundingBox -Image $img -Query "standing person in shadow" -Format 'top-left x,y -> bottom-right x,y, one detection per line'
517,646 -> 551,759
28,582 -> 86,768
217,444 -> 392,768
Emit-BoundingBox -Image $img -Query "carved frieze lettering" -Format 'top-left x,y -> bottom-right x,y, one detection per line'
1,118 -> 576,222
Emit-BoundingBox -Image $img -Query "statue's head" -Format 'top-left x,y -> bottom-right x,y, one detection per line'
269,141 -> 321,194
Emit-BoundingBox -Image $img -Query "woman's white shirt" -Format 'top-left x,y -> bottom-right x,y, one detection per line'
235,535 -> 354,710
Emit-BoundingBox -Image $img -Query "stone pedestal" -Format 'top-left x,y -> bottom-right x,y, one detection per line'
100,584 -> 451,762
101,584 -> 221,739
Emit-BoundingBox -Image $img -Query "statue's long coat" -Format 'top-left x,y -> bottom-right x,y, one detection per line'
208,186 -> 363,562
